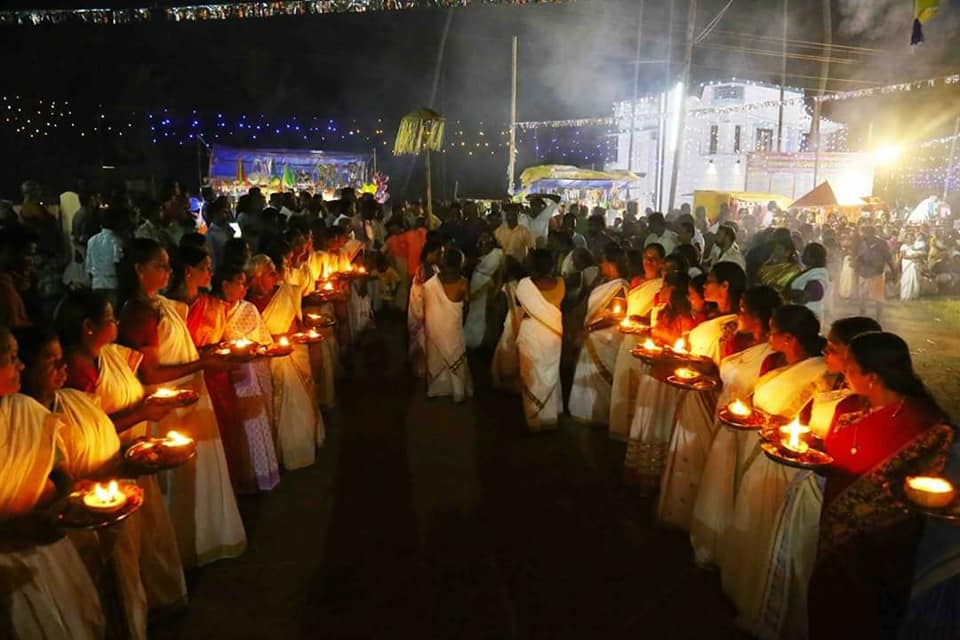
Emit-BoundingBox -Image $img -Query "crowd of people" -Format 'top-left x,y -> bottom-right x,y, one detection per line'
0,177 -> 958,639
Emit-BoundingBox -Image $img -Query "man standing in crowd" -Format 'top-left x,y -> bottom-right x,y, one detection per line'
855,224 -> 896,320
643,211 -> 677,256
495,204 -> 535,265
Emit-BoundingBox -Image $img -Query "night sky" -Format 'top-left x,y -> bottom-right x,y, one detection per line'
3,0 -> 959,199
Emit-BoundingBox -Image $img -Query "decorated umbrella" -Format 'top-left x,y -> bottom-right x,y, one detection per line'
393,107 -> 445,220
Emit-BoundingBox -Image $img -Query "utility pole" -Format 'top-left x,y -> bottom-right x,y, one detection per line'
812,0 -> 831,189
507,35 -> 518,195
626,0 -> 646,201
656,0 -> 675,211
667,0 -> 697,213
777,0 -> 788,152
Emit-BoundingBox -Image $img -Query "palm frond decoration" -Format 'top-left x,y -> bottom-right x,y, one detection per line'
393,108 -> 445,156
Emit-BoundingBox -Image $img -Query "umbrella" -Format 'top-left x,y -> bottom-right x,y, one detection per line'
393,107 -> 445,220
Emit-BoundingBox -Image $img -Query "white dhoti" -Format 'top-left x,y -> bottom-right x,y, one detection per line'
516,278 -> 563,431
491,282 -> 522,393
424,276 -> 473,402
464,248 -> 503,349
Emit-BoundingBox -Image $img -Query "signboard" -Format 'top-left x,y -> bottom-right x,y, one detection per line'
745,152 -> 874,204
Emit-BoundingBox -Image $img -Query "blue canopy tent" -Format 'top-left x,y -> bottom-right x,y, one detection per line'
208,144 -> 373,196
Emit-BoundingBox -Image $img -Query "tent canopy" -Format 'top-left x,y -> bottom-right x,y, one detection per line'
789,181 -> 866,209
519,164 -> 644,190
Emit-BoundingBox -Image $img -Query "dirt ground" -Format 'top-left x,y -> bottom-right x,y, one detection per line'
833,297 -> 960,420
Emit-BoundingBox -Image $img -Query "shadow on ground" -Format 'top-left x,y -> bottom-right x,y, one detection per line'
152,316 -> 748,639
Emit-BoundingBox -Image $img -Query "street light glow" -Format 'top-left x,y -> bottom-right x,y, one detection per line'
873,144 -> 902,166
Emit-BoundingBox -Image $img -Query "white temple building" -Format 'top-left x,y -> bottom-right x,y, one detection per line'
606,79 -> 846,210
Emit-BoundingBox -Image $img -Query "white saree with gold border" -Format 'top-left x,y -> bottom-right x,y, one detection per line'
149,295 -> 246,568
261,284 -> 324,470
720,356 -> 827,632
93,343 -> 186,612
516,278 -> 563,430
568,278 -> 627,425
0,393 -> 105,640
608,278 -> 661,440
657,314 -> 737,530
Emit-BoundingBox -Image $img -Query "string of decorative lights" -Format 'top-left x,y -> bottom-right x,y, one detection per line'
0,0 -> 572,26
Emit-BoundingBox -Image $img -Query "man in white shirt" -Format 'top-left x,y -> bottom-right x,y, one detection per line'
520,194 -> 559,248
495,206 -> 535,264
704,224 -> 746,271
643,212 -> 678,256
85,208 -> 124,310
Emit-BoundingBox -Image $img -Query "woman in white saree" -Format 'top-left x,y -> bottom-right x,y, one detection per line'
720,305 -> 828,633
609,245 -> 663,440
217,265 -> 281,491
658,262 -> 747,530
568,276 -> 627,425
18,327 -> 150,640
408,240 -> 442,379
900,234 -> 925,302
516,250 -> 564,431
689,286 -> 781,567
424,250 -> 473,402
0,327 -> 106,640
753,316 -> 880,640
57,290 -> 188,617
490,266 -> 524,392
464,237 -> 503,349
118,239 -> 246,569
247,255 -> 324,471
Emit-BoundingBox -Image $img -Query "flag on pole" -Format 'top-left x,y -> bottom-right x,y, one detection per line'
912,0 -> 941,45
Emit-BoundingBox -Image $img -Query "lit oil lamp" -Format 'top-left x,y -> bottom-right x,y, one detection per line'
619,317 -> 632,328
322,281 -> 334,291
673,367 -> 700,381
161,430 -> 194,450
643,337 -> 662,354
672,337 -> 688,354
306,328 -> 321,340
230,337 -> 255,355
728,398 -> 752,418
149,387 -> 180,400
82,480 -> 127,514
356,265 -> 367,274
277,336 -> 291,348
905,476 -> 957,508
780,417 -> 810,455
612,301 -> 623,316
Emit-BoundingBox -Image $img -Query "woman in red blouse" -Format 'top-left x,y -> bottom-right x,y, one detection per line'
810,332 -> 954,639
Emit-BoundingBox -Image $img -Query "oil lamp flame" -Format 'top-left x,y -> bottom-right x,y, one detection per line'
780,417 -> 810,454
83,480 -> 127,512
673,338 -> 687,353
163,430 -> 193,447
278,336 -> 290,347
674,367 -> 699,380
907,476 -> 954,494
729,399 -> 752,417
150,387 -> 178,399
